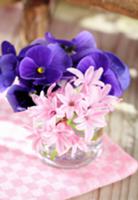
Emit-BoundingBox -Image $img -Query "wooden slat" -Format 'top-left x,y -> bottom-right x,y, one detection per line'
111,181 -> 122,200
0,0 -> 19,5
67,0 -> 138,19
127,118 -> 138,200
22,0 -> 50,43
69,192 -> 93,200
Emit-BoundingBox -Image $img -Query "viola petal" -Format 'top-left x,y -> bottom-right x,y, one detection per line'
89,50 -> 110,71
18,44 -> 37,60
45,32 -> 73,47
48,44 -> 72,72
0,54 -> 17,92
26,45 -> 51,66
72,31 -> 96,51
19,57 -> 40,80
0,54 -> 17,72
102,69 -> 122,97
45,68 -> 62,84
77,56 -> 95,73
33,68 -> 62,84
105,51 -> 130,91
1,41 -> 16,55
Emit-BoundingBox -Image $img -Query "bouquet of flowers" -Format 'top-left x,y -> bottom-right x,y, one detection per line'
0,31 -> 130,167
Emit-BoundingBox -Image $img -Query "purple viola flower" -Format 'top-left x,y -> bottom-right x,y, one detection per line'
1,41 -> 16,55
6,84 -> 35,112
45,31 -> 96,62
19,44 -> 72,85
76,50 -> 130,96
0,54 -> 17,92
17,41 -> 48,79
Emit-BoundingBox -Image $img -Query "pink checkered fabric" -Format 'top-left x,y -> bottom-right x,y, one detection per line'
0,97 -> 137,200
0,135 -> 137,200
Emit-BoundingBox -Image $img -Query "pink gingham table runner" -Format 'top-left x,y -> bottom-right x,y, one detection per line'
0,97 -> 138,200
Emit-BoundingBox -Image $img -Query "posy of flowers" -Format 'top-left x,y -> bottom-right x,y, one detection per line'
0,31 -> 130,157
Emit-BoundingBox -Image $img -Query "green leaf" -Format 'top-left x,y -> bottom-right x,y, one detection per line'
50,149 -> 58,160
67,119 -> 76,129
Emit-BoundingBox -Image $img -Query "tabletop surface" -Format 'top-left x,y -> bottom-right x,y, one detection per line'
0,1 -> 138,200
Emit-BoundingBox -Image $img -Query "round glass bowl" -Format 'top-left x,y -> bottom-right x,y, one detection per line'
38,129 -> 103,169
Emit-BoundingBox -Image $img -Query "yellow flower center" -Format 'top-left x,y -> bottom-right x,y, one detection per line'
37,67 -> 44,74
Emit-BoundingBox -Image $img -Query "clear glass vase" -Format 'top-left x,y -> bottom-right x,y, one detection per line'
38,129 -> 103,169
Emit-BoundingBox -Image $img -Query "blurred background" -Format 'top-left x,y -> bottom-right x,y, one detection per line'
0,0 -> 138,199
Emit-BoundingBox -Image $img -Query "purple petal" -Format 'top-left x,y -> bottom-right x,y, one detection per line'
1,41 -> 16,55
18,44 -> 37,60
0,76 -> 7,92
0,54 -> 17,92
77,56 -> 95,73
45,32 -> 57,43
72,31 -> 96,51
19,77 -> 34,89
2,72 -> 15,86
77,50 -> 109,72
62,71 -> 74,80
19,57 -> 41,80
45,32 -> 73,47
45,68 -> 62,83
105,52 -> 130,91
102,69 -> 122,97
48,44 -> 72,72
6,84 -> 35,112
89,50 -> 109,71
0,54 -> 17,72
31,38 -> 47,45
0,72 -> 15,92
34,68 -> 62,85
72,48 -> 95,62
26,45 -> 51,66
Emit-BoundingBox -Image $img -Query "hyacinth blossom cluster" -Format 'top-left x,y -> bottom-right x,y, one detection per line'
26,66 -> 119,157
0,31 -> 130,112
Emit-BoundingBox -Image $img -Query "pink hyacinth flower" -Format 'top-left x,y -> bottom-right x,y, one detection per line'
69,134 -> 88,157
30,91 -> 58,124
67,66 -> 104,89
45,122 -> 74,156
74,107 -> 108,141
57,83 -> 83,119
